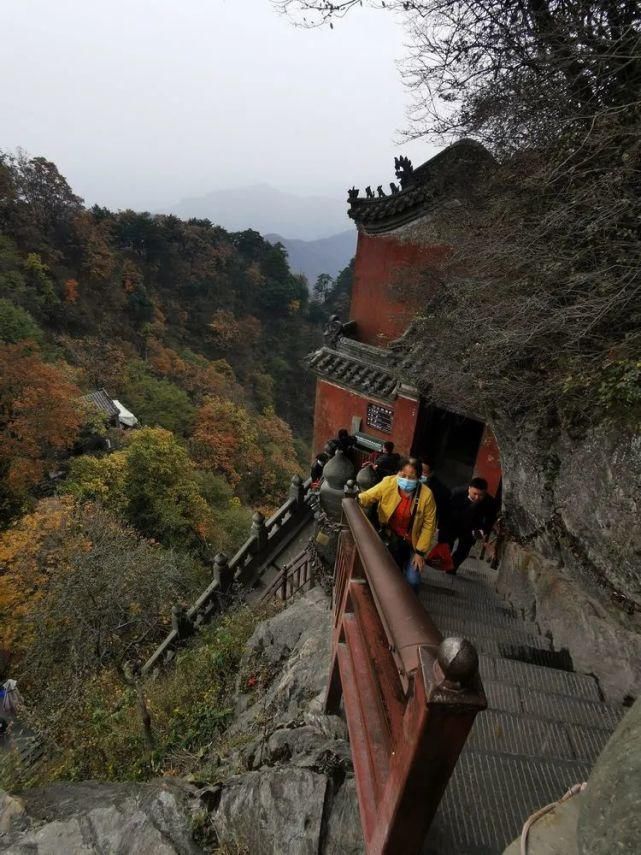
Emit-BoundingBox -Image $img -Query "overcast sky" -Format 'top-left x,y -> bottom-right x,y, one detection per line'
0,0 -> 437,212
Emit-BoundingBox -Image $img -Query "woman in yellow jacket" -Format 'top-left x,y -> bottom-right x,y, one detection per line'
358,457 -> 436,592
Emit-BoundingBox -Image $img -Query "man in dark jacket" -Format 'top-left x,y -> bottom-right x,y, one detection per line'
443,477 -> 498,573
420,459 -> 451,537
374,441 -> 402,479
335,428 -> 357,462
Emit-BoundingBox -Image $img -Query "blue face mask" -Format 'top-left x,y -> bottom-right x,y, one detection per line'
420,475 -> 428,484
397,476 -> 418,492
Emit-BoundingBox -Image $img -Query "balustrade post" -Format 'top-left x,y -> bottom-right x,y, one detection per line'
251,511 -> 268,554
171,605 -> 194,640
213,552 -> 232,593
289,474 -> 305,507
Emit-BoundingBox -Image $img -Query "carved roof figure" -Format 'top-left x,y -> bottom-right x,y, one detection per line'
348,140 -> 494,235
323,314 -> 344,348
394,155 -> 414,189
347,186 -> 360,201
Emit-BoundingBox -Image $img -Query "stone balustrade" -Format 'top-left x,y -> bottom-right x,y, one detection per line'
141,475 -> 313,675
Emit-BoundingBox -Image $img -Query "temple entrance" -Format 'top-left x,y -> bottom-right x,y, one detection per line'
412,403 -> 485,489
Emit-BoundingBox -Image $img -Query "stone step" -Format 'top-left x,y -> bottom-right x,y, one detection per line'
423,576 -> 505,607
468,708 -> 613,765
521,687 -> 623,731
438,617 -> 552,651
427,599 -> 539,636
481,674 -> 621,728
480,654 -> 602,703
423,749 -> 593,855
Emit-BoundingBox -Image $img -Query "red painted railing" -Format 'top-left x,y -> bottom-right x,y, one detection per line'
326,498 -> 486,855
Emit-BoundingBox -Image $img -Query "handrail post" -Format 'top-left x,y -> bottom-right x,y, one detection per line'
373,640 -> 485,853
251,511 -> 268,553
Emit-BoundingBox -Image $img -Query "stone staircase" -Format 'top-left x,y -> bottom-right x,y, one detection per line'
420,558 -> 624,855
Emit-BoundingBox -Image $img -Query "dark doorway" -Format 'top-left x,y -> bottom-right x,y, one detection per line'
412,403 -> 484,489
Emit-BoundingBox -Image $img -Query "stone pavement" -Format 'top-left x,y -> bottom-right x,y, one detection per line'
419,557 -> 625,855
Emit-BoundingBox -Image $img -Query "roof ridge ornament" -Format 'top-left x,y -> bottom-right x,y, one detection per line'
394,155 -> 414,189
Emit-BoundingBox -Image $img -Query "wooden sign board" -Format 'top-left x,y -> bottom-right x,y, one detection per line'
366,402 -> 393,434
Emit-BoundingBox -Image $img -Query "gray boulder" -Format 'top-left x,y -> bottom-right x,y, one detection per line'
232,587 -> 332,734
213,768 -> 328,855
0,779 -> 202,854
577,697 -> 641,854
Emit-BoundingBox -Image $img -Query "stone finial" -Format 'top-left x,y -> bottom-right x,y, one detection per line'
251,510 -> 265,531
171,605 -> 194,640
289,474 -> 305,506
436,637 -> 479,688
344,479 -> 358,498
213,552 -> 232,591
251,510 -> 268,551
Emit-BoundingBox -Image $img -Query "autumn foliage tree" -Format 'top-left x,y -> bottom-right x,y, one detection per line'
0,343 -> 83,517
191,397 -> 261,490
0,497 -> 202,693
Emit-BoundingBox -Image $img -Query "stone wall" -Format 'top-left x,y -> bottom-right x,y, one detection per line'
494,420 -> 641,703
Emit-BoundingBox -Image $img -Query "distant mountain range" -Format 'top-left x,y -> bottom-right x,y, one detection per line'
264,230 -> 357,285
164,183 -> 350,242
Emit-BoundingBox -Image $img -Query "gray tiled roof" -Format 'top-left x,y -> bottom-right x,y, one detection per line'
82,389 -> 119,419
307,346 -> 398,400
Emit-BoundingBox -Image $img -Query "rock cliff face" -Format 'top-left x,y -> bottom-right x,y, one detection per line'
0,590 -> 363,855
207,587 -> 363,854
494,420 -> 641,702
0,779 -> 202,854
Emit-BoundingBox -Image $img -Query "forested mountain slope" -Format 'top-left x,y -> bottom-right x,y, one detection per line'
0,152 -> 352,757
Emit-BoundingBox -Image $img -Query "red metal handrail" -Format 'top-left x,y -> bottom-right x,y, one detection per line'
260,547 -> 315,603
326,498 -> 486,854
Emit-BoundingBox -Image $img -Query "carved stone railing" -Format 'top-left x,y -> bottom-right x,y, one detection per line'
141,475 -> 314,675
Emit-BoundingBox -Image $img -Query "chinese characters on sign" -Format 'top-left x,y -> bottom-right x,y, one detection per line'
366,402 -> 393,434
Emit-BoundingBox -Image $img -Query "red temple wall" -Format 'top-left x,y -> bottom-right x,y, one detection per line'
312,379 -> 419,458
474,425 -> 502,497
350,231 -> 447,346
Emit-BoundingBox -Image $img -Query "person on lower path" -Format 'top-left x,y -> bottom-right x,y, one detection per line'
357,457 -> 436,594
444,476 -> 498,573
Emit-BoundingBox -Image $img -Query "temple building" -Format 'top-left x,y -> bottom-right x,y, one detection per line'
308,140 -> 502,497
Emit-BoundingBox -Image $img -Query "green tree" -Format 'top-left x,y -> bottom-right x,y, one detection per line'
124,427 -> 209,547
0,299 -> 43,344
312,272 -> 333,303
122,363 -> 195,436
